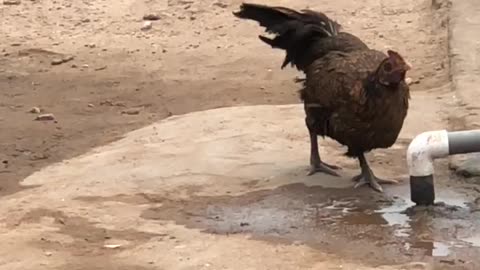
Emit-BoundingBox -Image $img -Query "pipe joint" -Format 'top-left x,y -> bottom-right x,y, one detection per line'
407,130 -> 450,177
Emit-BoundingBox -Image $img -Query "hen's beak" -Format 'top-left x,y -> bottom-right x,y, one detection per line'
404,60 -> 413,71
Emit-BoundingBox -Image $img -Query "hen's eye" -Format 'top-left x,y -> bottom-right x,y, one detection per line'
383,62 -> 393,72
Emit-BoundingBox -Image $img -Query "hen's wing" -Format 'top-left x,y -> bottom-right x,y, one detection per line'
301,49 -> 387,109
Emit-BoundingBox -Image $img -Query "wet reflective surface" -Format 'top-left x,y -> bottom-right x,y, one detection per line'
79,182 -> 480,267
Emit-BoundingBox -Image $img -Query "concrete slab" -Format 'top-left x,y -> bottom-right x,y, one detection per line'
0,98 -> 476,269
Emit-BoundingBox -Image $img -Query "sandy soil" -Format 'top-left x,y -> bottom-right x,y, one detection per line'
3,0 -> 478,269
0,0 -> 449,194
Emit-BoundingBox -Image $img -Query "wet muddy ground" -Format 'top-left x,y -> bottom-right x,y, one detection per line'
82,183 -> 480,264
76,181 -> 480,268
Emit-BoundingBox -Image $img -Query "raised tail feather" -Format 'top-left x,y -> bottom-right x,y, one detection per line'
233,3 -> 342,69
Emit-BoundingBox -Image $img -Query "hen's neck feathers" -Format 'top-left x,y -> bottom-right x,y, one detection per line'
364,72 -> 400,99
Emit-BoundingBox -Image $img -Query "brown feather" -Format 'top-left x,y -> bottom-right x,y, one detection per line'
300,50 -> 410,157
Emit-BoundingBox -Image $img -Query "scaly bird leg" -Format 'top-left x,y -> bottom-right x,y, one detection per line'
351,153 -> 398,192
307,128 -> 341,177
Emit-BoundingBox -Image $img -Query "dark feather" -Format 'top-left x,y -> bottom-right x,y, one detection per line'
233,3 -> 368,70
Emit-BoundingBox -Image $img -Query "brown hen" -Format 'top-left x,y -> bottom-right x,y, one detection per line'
234,3 -> 411,192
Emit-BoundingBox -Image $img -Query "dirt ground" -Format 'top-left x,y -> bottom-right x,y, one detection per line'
2,0 -> 479,269
0,0 -> 450,195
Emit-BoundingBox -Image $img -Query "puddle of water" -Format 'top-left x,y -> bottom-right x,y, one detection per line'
436,195 -> 468,208
375,199 -> 414,237
137,181 -> 477,263
330,197 -> 414,237
406,241 -> 451,257
461,235 -> 480,248
433,241 -> 451,257
326,193 -> 471,257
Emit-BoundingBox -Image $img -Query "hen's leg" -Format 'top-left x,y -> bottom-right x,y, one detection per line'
306,119 -> 340,177
351,153 -> 397,192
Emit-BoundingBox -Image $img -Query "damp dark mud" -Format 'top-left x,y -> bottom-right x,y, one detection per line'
77,182 -> 480,268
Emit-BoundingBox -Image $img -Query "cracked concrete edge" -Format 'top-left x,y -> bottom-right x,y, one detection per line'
447,0 -> 480,173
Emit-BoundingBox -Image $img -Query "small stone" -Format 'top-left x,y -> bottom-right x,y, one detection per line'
81,18 -> 91,23
35,113 -> 55,121
62,55 -> 74,63
143,13 -> 160,20
3,0 -> 20,5
141,21 -> 152,31
51,58 -> 64,65
87,103 -> 94,108
121,108 -> 141,115
29,107 -> 41,113
51,55 -> 74,65
104,244 -> 122,249
44,251 -> 52,257
30,152 -> 49,160
87,43 -> 96,48
213,2 -> 228,8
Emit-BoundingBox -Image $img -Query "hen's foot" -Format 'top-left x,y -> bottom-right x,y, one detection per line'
351,171 -> 397,192
308,162 -> 341,177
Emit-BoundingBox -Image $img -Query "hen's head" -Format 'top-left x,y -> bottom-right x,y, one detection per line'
376,50 -> 411,86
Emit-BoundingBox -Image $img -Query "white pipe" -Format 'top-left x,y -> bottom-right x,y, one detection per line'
406,130 -> 450,177
406,129 -> 480,205
406,130 -> 449,206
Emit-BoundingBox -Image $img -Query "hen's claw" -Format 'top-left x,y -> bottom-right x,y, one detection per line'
352,173 -> 397,192
308,162 -> 341,177
353,153 -> 398,192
